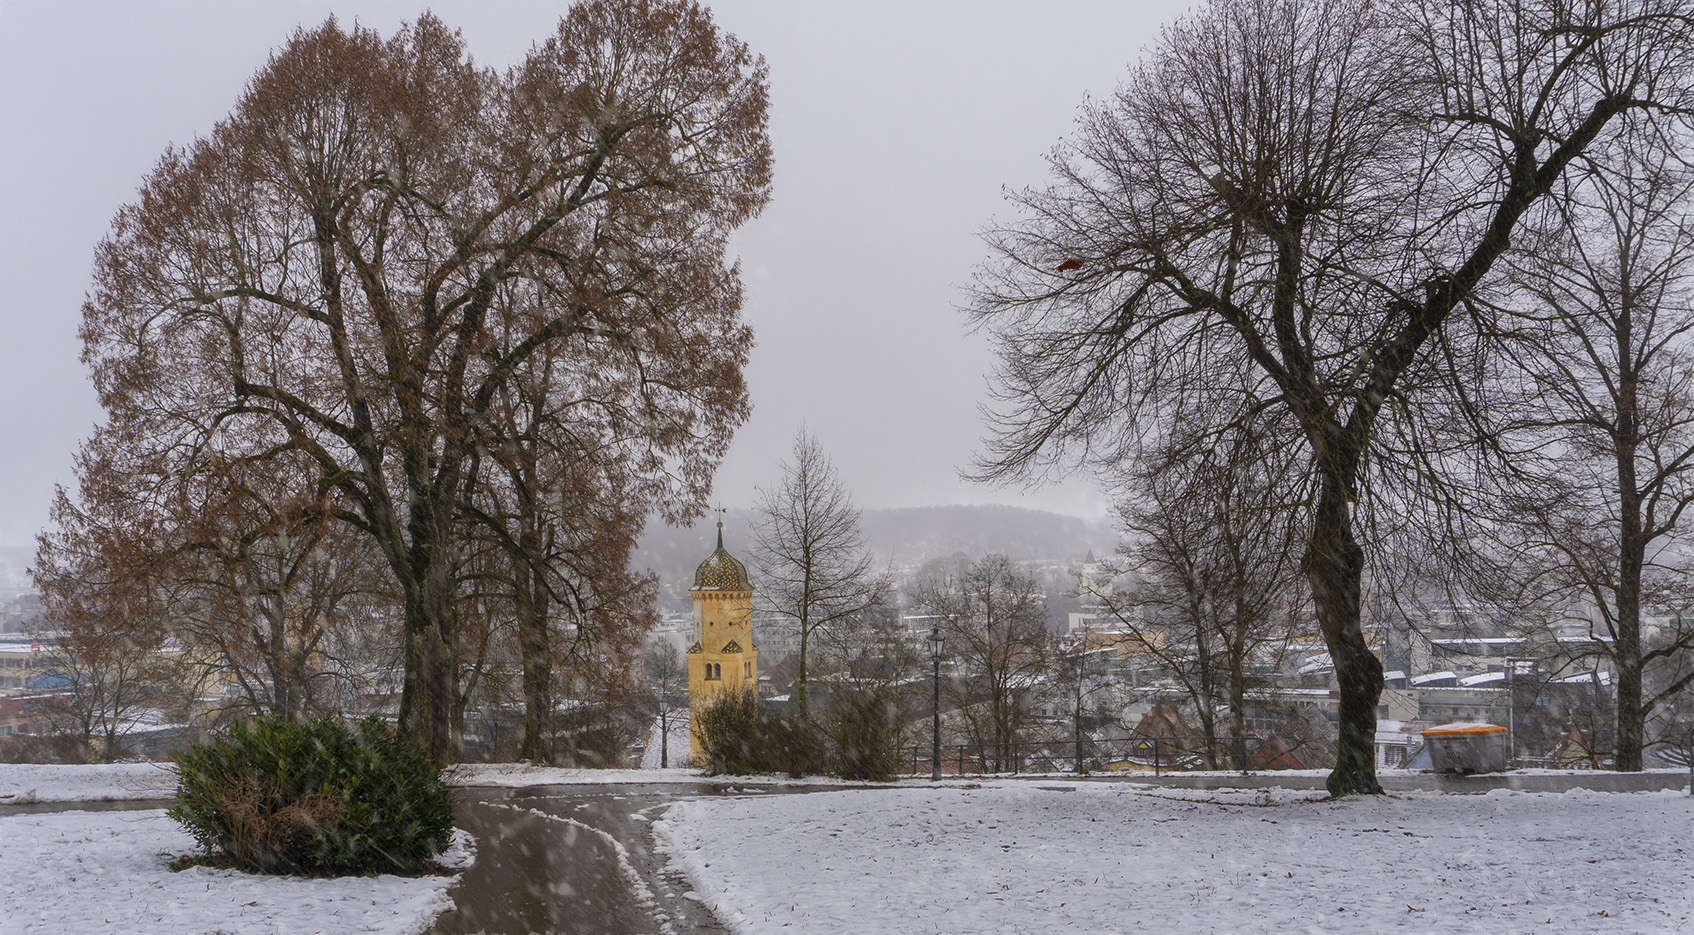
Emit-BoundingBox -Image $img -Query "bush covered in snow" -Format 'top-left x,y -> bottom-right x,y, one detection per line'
168,716 -> 452,876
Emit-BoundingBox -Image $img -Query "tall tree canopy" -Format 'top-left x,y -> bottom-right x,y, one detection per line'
751,430 -> 888,719
969,0 -> 1694,793
76,0 -> 772,763
1481,137 -> 1694,770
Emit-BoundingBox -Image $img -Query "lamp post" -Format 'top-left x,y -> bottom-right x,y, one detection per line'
1503,656 -> 1523,769
929,624 -> 945,781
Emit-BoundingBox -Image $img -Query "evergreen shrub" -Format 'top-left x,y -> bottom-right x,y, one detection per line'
692,688 -> 829,776
168,715 -> 453,876
826,688 -> 903,782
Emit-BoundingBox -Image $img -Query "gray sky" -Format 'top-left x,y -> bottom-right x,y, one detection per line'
0,0 -> 1192,548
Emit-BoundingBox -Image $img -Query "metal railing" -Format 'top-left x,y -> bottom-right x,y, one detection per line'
904,735 -> 1287,776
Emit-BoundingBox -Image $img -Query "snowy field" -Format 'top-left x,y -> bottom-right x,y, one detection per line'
0,809 -> 471,935
0,761 -> 178,803
656,782 -> 1694,934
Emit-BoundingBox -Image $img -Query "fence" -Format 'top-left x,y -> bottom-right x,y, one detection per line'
904,735 -> 1287,776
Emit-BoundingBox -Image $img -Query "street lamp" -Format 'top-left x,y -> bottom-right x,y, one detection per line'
1503,656 -> 1524,769
929,624 -> 945,782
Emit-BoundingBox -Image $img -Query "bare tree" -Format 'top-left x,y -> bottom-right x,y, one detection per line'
1049,640 -> 1126,773
643,642 -> 687,768
967,0 -> 1694,794
751,431 -> 889,719
910,554 -> 1051,772
1104,418 -> 1309,767
36,398 -> 395,734
1478,141 -> 1694,770
809,598 -> 923,775
77,4 -> 771,763
1647,663 -> 1694,790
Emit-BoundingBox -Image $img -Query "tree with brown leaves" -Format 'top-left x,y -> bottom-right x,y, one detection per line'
77,2 -> 771,763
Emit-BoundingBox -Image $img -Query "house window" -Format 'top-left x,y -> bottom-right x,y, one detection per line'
705,663 -> 720,681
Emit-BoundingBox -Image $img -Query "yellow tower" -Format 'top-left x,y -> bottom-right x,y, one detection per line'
688,520 -> 758,762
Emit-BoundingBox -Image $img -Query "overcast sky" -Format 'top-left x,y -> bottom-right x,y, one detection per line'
0,0 -> 1194,549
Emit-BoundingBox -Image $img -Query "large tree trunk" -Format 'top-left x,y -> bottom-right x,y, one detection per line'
1192,601 -> 1221,769
796,610 -> 810,720
517,555 -> 555,763
1309,475 -> 1383,796
400,592 -> 456,766
397,478 -> 459,767
1615,532 -> 1645,771
1614,350 -> 1644,772
1228,646 -> 1248,772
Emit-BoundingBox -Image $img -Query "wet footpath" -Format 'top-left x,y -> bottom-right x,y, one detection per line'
431,782 -> 798,935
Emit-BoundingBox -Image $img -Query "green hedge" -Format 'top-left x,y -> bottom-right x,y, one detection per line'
168,716 -> 453,876
826,687 -> 904,782
693,688 -> 826,776
693,687 -> 901,781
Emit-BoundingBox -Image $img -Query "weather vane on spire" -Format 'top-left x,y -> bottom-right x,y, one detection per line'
715,504 -> 727,548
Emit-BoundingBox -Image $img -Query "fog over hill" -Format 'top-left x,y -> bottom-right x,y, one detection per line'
0,547 -> 33,601
858,505 -> 1115,569
635,504 -> 1117,610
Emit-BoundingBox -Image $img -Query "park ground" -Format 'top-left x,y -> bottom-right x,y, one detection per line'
1,763 -> 1689,934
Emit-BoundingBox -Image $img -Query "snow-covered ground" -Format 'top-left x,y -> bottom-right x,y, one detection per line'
442,761 -> 875,789
1,764 -> 472,934
0,761 -> 178,803
0,809 -> 471,935
656,781 -> 1693,934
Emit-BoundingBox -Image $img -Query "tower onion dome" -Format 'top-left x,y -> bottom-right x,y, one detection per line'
693,522 -> 750,591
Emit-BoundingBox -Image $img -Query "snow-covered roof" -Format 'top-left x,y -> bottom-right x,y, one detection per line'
1297,652 -> 1333,674
1409,671 -> 1458,686
1458,672 -> 1506,687
1554,670 -> 1612,685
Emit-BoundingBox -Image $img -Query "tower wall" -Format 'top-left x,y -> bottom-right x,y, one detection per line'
688,588 -> 759,763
